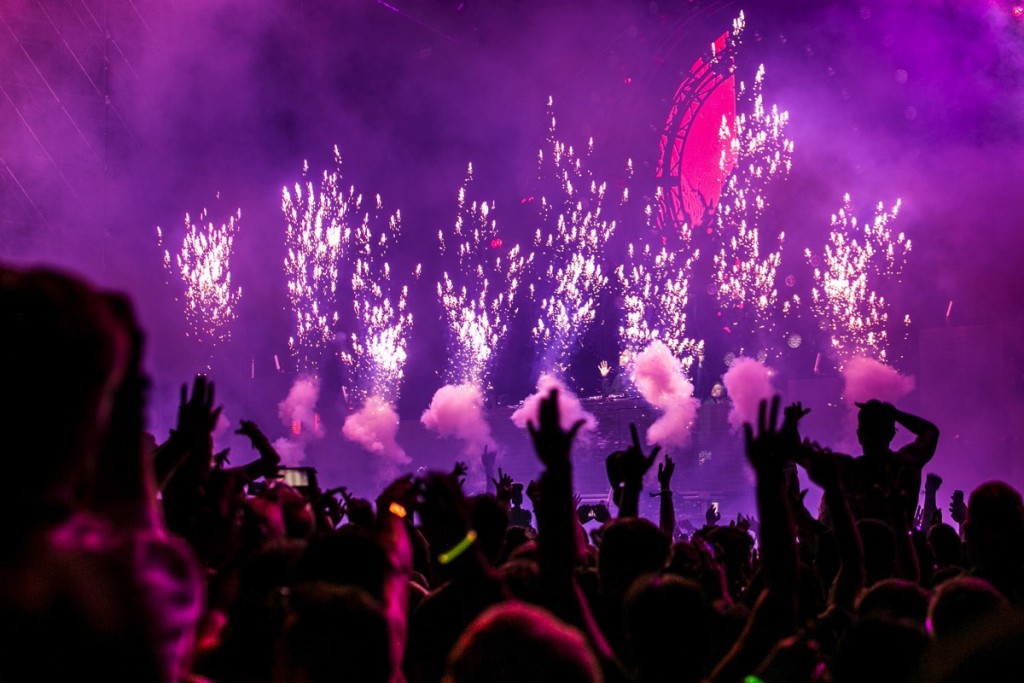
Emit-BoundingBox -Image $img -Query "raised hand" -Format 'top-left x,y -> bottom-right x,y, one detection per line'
417,470 -> 474,562
491,467 -> 514,503
377,473 -> 419,520
480,446 -> 497,471
949,490 -> 967,525
237,419 -> 269,448
743,395 -> 788,473
226,419 -> 280,485
451,461 -> 468,488
794,439 -> 840,491
527,388 -> 585,471
212,449 -> 231,468
736,513 -> 759,535
783,401 -> 811,424
608,423 -> 661,486
606,424 -> 661,518
157,375 -> 223,494
525,479 -> 542,508
657,455 -> 676,490
705,503 -> 721,526
782,401 -> 810,443
174,375 -> 222,445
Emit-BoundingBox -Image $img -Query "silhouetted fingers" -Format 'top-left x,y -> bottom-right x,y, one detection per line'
629,423 -> 641,449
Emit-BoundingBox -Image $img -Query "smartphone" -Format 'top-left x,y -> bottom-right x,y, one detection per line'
952,490 -> 964,503
278,466 -> 317,490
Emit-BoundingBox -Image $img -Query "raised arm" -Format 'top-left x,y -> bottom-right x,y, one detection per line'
920,473 -> 942,531
708,396 -> 800,683
606,424 -> 660,519
481,446 -> 497,495
375,475 -> 417,683
155,375 -> 221,492
656,456 -> 676,537
797,440 -> 865,613
227,419 -> 282,484
528,389 -> 618,674
878,401 -> 940,465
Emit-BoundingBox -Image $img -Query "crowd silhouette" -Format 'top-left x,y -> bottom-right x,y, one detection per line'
2,264 -> 1022,682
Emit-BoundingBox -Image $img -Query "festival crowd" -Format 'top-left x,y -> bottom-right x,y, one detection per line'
2,264 -> 1021,683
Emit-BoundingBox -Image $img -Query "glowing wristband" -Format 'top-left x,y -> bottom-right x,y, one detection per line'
438,530 -> 477,565
743,676 -> 765,683
388,501 -> 408,519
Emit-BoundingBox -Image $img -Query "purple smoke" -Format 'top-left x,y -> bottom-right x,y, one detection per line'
842,355 -> 915,406
421,382 -> 496,487
723,356 -> 776,431
511,373 -> 597,436
343,395 -> 409,485
632,341 -> 700,449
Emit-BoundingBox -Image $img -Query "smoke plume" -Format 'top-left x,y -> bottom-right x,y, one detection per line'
277,375 -> 324,438
270,375 -> 326,466
632,341 -> 700,449
272,436 -> 307,467
422,382 -> 496,457
343,395 -> 409,484
723,357 -> 776,431
842,355 -> 915,406
511,373 -> 596,436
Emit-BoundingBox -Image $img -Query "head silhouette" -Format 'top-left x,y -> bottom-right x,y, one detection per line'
0,267 -> 134,540
855,400 -> 896,452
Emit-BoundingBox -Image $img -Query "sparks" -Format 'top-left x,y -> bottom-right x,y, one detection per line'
711,61 -> 794,346
282,146 -> 356,373
339,194 -> 416,405
616,241 -> 704,373
437,163 -> 532,390
805,194 -> 908,366
158,206 -> 242,346
530,98 -> 616,375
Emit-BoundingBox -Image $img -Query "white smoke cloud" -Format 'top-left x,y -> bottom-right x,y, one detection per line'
723,356 -> 776,430
632,341 -> 700,449
343,395 -> 409,484
271,375 -> 325,469
272,436 -> 307,466
277,375 -> 324,438
422,382 -> 496,456
842,355 -> 915,406
511,373 -> 596,436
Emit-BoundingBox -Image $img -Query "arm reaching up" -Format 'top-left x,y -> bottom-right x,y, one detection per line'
606,424 -> 660,519
229,420 -> 281,484
656,456 -> 676,537
708,396 -> 800,683
528,389 -> 618,676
